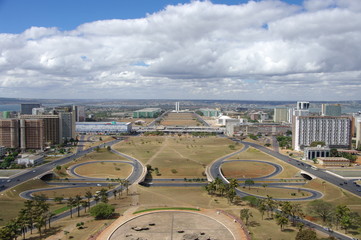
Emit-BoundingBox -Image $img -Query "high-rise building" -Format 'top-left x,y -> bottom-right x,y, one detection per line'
273,108 -> 289,123
321,104 -> 342,116
59,112 -> 76,141
293,101 -> 310,118
356,120 -> 361,149
73,105 -> 86,122
20,103 -> 41,115
20,119 -> 44,150
0,119 -> 19,148
20,115 -> 60,146
292,116 -> 352,151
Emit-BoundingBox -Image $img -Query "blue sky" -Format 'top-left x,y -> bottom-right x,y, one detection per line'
0,0 -> 303,33
0,0 -> 360,101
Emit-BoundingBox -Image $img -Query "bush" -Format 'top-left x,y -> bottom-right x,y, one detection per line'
89,203 -> 115,219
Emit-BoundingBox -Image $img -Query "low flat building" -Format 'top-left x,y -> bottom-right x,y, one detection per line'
304,146 -> 330,160
317,157 -> 350,167
233,123 -> 291,136
76,122 -> 132,134
17,155 -> 44,167
133,108 -> 162,118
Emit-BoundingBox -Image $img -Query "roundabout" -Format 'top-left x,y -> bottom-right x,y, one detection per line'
208,142 -> 323,201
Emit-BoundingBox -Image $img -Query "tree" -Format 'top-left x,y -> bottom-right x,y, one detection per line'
240,208 -> 253,226
334,205 -> 350,229
81,201 -> 88,213
257,200 -> 267,220
85,190 -> 93,211
74,195 -> 82,217
99,189 -> 108,203
265,195 -> 277,218
245,179 -> 254,190
275,212 -> 288,231
123,180 -> 130,195
295,229 -> 317,240
226,187 -> 236,204
89,203 -> 115,219
308,200 -> 334,223
54,196 -> 64,204
67,197 -> 75,218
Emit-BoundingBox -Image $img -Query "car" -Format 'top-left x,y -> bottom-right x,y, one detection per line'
6,180 -> 11,183
32,170 -> 36,172
96,184 -> 102,187
339,183 -> 343,186
357,189 -> 361,192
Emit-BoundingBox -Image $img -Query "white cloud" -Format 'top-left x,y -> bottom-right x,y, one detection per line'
0,0 -> 360,100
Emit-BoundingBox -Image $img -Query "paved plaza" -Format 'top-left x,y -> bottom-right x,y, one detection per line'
106,210 -> 241,240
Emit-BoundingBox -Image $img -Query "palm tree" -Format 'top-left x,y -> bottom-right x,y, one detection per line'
99,188 -> 108,203
34,215 -> 46,236
47,212 -> 56,229
67,197 -> 75,218
74,195 -> 82,217
257,200 -> 267,220
81,201 -> 88,213
85,191 -> 93,211
240,208 -> 253,226
94,195 -> 100,204
113,189 -> 117,199
265,195 -> 276,218
213,177 -> 223,195
123,180 -> 130,195
23,200 -> 35,234
228,178 -> 239,189
245,179 -> 254,190
226,187 -> 236,204
275,213 -> 289,231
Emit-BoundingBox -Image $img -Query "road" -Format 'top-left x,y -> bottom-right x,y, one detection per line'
0,138 -> 122,191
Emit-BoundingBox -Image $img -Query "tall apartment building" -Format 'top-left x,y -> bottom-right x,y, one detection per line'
321,104 -> 342,116
59,112 -> 76,141
292,116 -> 352,151
0,119 -> 19,148
20,103 -> 41,115
356,120 -> 361,149
73,105 -> 86,122
273,108 -> 289,123
20,115 -> 60,146
20,119 -> 44,150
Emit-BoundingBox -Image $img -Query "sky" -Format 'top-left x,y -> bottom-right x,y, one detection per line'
0,0 -> 360,101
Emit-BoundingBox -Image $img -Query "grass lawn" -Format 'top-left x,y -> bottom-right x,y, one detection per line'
114,136 -> 243,178
221,161 -> 276,179
229,147 -> 301,179
160,112 -> 202,126
0,169 -> 25,177
238,186 -> 313,199
74,162 -> 132,179
35,186 -> 109,199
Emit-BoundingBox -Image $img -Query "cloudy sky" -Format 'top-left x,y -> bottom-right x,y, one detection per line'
0,0 -> 360,101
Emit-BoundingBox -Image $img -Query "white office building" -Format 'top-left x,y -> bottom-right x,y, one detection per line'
292,116 -> 352,151
273,108 -> 289,123
76,122 -> 132,134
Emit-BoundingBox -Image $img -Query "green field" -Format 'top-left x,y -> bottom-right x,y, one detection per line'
114,136 -> 243,178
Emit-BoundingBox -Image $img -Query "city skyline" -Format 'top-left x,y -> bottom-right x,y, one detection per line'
0,0 -> 360,101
